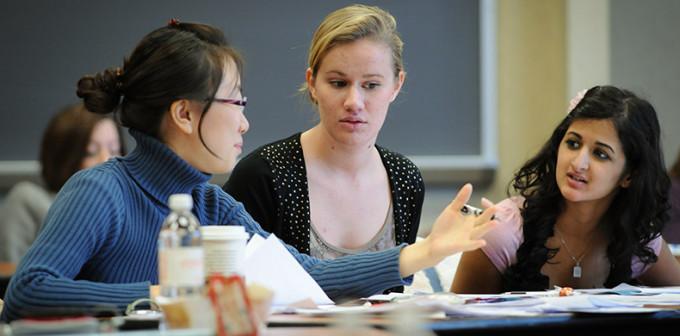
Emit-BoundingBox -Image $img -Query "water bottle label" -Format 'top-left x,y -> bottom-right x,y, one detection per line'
159,247 -> 205,286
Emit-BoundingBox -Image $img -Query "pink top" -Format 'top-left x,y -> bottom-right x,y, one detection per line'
481,197 -> 663,279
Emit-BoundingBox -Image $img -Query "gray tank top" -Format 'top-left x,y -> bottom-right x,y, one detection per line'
309,202 -> 396,259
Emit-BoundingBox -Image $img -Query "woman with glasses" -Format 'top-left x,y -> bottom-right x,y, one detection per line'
224,5 -> 424,272
1,19 -> 496,322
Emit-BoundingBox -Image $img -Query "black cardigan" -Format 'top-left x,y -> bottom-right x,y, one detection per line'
223,133 -> 425,254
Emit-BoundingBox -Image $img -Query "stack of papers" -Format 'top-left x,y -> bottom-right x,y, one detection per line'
455,284 -> 680,316
283,283 -> 680,317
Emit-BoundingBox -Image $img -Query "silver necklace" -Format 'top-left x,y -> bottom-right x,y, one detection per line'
554,228 -> 593,278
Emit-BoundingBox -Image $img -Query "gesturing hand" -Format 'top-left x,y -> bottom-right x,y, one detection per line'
399,183 -> 497,277
424,183 -> 497,260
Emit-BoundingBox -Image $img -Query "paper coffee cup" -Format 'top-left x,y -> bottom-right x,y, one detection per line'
201,226 -> 249,276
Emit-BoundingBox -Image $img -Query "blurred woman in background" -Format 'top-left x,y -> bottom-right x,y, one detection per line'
0,104 -> 124,263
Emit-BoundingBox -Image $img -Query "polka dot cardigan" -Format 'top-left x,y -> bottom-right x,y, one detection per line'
224,133 -> 425,254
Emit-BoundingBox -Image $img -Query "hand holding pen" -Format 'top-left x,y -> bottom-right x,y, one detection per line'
398,184 -> 497,277
460,199 -> 497,221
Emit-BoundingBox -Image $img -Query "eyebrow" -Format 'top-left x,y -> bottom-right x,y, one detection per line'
325,70 -> 385,79
567,131 -> 616,153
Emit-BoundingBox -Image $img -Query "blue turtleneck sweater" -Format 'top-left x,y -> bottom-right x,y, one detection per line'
1,130 -> 410,322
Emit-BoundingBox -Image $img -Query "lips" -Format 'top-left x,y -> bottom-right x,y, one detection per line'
567,172 -> 587,184
339,117 -> 366,124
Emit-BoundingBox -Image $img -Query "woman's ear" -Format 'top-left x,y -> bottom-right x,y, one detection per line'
390,70 -> 406,102
620,173 -> 632,188
168,99 -> 194,135
305,68 -> 317,103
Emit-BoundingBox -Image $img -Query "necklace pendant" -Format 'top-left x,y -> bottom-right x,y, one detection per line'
573,265 -> 582,278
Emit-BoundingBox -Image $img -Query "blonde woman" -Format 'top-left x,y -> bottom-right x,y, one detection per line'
225,5 -> 423,264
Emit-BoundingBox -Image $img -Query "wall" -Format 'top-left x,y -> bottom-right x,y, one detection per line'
610,0 -> 680,167
567,0 -> 610,97
418,0 -> 566,235
420,0 -> 680,235
0,0 -> 493,191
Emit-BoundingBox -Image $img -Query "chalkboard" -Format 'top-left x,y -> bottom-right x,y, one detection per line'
0,0 -> 496,184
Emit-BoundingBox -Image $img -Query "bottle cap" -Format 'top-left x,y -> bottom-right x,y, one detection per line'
168,194 -> 193,211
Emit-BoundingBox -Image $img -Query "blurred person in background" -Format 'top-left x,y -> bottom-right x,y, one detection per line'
0,103 -> 125,263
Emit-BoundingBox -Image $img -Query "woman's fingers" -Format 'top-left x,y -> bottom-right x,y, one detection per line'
481,197 -> 495,209
448,183 -> 473,215
471,220 -> 497,240
477,205 -> 497,223
427,183 -> 501,258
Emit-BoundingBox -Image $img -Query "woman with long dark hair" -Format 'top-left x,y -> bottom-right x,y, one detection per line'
452,86 -> 680,293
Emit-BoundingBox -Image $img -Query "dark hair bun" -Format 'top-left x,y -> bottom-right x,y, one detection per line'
76,68 -> 122,115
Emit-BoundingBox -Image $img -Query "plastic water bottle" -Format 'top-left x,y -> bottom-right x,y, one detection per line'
158,194 -> 204,298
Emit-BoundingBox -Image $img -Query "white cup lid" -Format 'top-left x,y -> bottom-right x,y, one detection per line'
201,225 -> 249,240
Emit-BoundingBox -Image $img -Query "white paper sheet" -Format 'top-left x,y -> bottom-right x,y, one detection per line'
576,283 -> 680,295
243,234 -> 333,306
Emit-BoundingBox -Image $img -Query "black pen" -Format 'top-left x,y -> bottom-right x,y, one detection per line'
460,204 -> 483,216
460,204 -> 496,220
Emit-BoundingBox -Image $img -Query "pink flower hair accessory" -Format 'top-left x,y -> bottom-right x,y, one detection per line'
568,89 -> 588,113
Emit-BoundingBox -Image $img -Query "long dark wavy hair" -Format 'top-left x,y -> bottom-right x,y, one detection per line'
503,85 -> 670,290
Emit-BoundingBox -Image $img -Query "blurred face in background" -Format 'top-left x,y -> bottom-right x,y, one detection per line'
81,118 -> 121,169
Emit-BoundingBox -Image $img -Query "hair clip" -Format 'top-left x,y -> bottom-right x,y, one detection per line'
168,18 -> 180,27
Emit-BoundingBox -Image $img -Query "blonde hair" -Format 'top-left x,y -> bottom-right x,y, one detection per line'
301,4 -> 404,104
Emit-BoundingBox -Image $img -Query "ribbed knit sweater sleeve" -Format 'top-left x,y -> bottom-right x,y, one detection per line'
1,169 -> 150,322
219,194 -> 413,300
